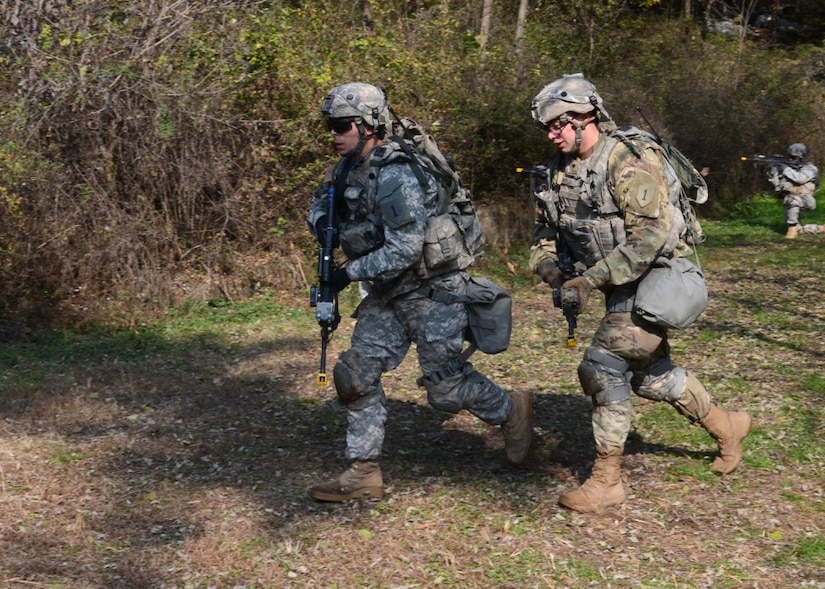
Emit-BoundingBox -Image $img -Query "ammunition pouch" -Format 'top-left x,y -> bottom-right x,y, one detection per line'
416,196 -> 483,279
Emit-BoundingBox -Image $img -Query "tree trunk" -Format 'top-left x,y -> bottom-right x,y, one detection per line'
516,0 -> 528,46
480,0 -> 493,51
360,0 -> 373,30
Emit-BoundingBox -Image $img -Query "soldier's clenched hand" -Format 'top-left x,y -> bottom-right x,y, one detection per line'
561,276 -> 595,312
329,268 -> 352,293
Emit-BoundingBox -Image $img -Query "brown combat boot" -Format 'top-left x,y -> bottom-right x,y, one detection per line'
502,390 -> 533,465
785,225 -> 798,239
700,405 -> 752,474
558,451 -> 625,513
309,460 -> 384,502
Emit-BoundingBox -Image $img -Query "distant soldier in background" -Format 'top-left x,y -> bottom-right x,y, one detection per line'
768,143 -> 823,239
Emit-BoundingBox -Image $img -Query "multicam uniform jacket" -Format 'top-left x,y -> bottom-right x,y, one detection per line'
529,130 -> 691,292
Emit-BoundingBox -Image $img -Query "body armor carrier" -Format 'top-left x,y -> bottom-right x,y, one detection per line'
537,132 -> 684,269
335,154 -> 385,261
537,134 -> 626,267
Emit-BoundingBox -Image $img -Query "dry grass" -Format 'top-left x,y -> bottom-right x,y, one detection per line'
1,235 -> 824,588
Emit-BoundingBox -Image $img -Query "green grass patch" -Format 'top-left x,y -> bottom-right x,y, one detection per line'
773,535 -> 825,568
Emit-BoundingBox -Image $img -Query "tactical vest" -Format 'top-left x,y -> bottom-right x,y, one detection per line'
336,143 -> 438,259
537,133 -> 681,268
538,135 -> 624,267
334,152 -> 385,261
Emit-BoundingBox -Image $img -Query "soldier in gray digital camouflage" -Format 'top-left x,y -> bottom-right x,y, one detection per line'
528,74 -> 752,513
306,82 -> 532,502
768,143 -> 823,239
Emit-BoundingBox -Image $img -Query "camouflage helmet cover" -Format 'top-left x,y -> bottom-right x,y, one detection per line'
788,143 -> 808,158
321,82 -> 391,130
531,73 -> 607,125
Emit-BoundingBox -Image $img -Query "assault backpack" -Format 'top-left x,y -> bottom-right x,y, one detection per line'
611,125 -> 707,247
385,112 -> 484,279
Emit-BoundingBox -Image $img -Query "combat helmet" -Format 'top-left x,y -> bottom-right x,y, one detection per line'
321,82 -> 391,133
531,73 -> 611,127
788,143 -> 808,159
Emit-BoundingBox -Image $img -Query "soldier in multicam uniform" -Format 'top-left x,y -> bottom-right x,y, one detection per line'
768,143 -> 823,239
306,82 -> 533,502
528,74 -> 752,513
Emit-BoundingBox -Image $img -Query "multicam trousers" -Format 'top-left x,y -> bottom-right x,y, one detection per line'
584,311 -> 711,454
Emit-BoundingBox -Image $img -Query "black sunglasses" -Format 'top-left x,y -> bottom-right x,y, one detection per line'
326,118 -> 355,134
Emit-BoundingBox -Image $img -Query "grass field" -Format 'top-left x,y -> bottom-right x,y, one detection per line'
1,196 -> 824,588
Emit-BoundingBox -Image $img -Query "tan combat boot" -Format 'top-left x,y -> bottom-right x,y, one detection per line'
502,390 -> 533,465
309,460 -> 384,502
558,451 -> 625,513
700,405 -> 752,474
785,225 -> 798,239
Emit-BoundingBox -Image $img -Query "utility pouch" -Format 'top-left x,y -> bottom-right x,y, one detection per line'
464,276 -> 512,354
417,197 -> 483,279
633,256 -> 707,329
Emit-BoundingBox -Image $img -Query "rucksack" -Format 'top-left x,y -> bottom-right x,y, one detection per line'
611,126 -> 707,247
385,113 -> 484,279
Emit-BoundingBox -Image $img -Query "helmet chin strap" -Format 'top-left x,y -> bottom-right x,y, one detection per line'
345,119 -> 379,159
570,114 -> 595,152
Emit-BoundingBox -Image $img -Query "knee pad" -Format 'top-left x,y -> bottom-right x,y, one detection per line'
631,356 -> 686,403
333,349 -> 381,407
577,346 -> 632,405
333,361 -> 358,405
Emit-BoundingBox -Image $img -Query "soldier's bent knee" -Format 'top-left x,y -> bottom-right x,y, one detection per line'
333,361 -> 358,404
632,357 -> 686,403
421,363 -> 474,415
333,349 -> 382,406
578,345 -> 632,405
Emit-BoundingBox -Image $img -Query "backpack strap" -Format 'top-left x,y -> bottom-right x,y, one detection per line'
389,135 -> 430,191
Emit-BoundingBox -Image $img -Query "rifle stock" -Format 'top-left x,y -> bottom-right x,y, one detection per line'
309,167 -> 341,386
549,242 -> 582,348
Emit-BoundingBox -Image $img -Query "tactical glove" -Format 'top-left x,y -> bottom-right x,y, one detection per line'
561,276 -> 595,313
536,259 -> 563,288
329,268 -> 352,293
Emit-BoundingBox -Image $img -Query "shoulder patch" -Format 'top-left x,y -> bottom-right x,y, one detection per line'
625,169 -> 662,217
377,177 -> 416,229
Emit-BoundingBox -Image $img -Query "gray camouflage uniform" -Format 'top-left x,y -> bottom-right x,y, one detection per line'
769,159 -> 822,234
529,131 -> 712,455
308,143 -> 513,461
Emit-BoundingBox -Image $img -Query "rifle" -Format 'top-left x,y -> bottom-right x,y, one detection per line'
516,165 -> 549,201
517,165 -> 581,348
740,154 -> 800,169
553,243 -> 581,348
309,167 -> 341,386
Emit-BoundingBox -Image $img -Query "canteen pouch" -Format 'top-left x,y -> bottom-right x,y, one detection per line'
427,276 -> 512,354
633,256 -> 708,329
463,276 -> 512,354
